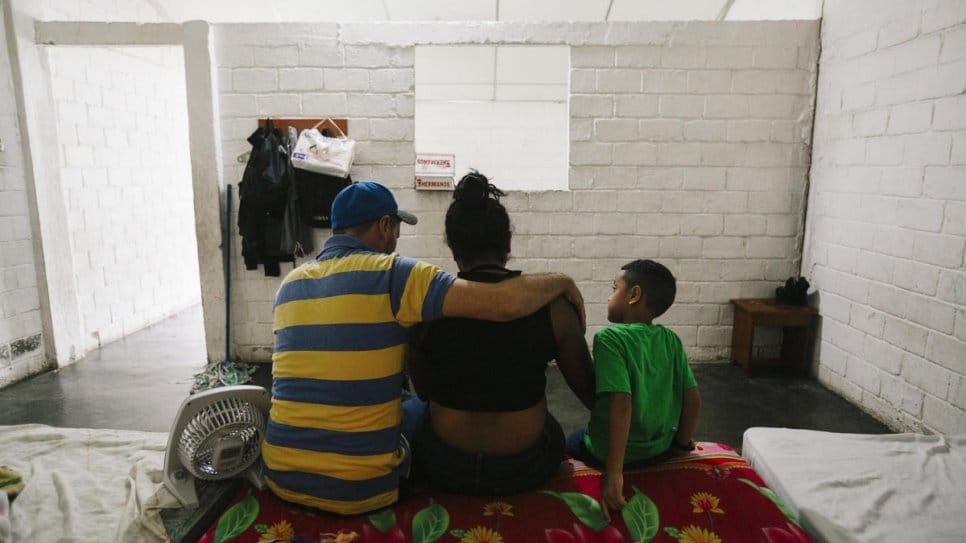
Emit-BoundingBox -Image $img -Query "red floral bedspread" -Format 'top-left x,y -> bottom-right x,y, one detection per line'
198,442 -> 810,543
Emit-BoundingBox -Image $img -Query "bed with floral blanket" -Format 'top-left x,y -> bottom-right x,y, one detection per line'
199,442 -> 809,543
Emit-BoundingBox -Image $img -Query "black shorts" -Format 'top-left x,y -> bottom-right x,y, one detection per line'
414,412 -> 565,496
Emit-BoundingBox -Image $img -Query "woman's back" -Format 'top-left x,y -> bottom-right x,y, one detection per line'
417,267 -> 557,454
408,171 -> 594,493
422,269 -> 555,410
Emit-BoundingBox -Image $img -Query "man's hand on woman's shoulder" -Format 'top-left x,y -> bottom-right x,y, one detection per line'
441,272 -> 586,325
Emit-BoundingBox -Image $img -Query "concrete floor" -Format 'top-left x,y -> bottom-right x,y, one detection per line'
0,305 -> 891,447
0,305 -> 206,432
548,362 -> 892,447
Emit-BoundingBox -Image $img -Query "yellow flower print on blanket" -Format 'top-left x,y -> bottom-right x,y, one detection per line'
482,502 -> 514,517
257,519 -> 294,542
690,492 -> 724,515
664,490 -> 726,542
319,528 -> 359,543
676,524 -> 722,543
460,525 -> 504,543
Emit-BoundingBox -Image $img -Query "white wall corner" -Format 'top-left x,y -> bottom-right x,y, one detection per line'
183,20 -> 225,363
5,0 -> 84,365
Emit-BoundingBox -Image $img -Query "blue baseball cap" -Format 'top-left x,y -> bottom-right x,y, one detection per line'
330,180 -> 418,230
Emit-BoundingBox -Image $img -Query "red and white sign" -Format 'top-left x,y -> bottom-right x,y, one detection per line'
416,153 -> 455,175
415,153 -> 455,190
415,176 -> 455,190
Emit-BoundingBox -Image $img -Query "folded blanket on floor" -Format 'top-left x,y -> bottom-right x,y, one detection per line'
199,442 -> 812,543
0,424 -> 178,542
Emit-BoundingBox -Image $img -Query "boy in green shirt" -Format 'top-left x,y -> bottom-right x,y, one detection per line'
566,259 -> 701,520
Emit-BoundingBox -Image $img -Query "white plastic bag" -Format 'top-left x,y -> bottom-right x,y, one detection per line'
290,119 -> 355,178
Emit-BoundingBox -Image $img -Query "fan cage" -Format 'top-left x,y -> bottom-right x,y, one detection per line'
177,397 -> 265,480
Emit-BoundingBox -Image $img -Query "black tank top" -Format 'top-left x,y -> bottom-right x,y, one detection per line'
420,266 -> 557,412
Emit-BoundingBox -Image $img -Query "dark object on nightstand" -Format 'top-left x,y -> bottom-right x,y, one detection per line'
775,277 -> 809,306
730,298 -> 817,376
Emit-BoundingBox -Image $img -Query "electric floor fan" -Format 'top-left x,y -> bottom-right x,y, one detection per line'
161,385 -> 270,508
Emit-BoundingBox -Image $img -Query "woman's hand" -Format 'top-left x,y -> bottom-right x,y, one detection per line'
600,471 -> 627,522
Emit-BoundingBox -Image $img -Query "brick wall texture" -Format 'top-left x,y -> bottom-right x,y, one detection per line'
0,2 -> 48,386
7,13 -> 962,434
48,46 -> 201,351
214,21 -> 819,364
805,0 -> 966,433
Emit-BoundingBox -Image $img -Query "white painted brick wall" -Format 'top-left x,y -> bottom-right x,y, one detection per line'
39,0 -> 162,21
804,0 -> 966,434
212,21 -> 817,363
48,47 -> 201,352
0,9 -> 48,388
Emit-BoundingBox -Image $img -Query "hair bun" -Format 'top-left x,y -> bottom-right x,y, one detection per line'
454,171 -> 493,208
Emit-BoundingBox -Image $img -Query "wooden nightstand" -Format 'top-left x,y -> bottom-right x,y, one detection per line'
729,298 -> 817,376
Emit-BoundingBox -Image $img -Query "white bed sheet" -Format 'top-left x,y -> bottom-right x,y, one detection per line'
742,427 -> 966,543
0,424 -> 179,543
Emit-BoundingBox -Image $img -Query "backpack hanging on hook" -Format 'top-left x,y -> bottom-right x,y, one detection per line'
288,121 -> 351,229
293,168 -> 351,229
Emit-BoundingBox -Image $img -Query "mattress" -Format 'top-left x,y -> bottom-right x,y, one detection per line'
200,442 -> 816,542
742,427 -> 966,543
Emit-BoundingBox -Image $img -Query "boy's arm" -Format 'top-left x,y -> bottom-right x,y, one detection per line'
672,387 -> 701,454
441,273 -> 585,328
549,297 -> 595,409
602,392 -> 632,521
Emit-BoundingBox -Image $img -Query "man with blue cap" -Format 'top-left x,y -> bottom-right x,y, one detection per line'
262,180 -> 585,515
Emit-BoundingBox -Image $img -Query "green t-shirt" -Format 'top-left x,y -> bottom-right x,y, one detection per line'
584,323 -> 696,463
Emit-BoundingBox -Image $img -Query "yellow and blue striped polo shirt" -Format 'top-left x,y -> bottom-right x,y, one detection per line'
262,235 -> 455,515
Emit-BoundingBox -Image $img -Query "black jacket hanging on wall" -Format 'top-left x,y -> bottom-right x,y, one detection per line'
237,119 -> 312,277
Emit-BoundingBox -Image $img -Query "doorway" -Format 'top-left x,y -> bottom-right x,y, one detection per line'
46,45 -> 203,352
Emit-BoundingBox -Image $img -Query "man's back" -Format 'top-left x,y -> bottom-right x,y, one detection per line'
262,235 -> 453,515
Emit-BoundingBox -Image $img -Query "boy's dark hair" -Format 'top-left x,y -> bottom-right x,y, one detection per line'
445,170 -> 511,264
622,259 -> 676,318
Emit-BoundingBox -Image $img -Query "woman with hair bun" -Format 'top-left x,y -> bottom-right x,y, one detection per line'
408,171 -> 596,495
